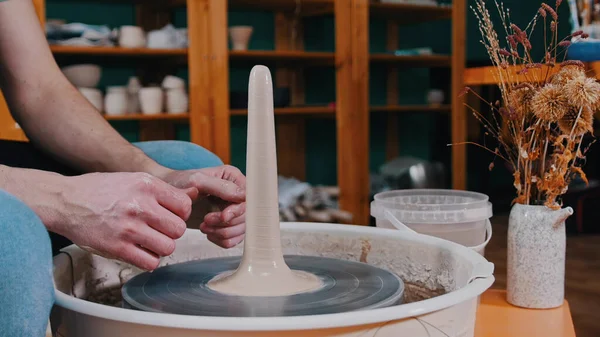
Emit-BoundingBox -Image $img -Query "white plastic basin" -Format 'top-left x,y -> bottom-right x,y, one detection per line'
50,222 -> 494,337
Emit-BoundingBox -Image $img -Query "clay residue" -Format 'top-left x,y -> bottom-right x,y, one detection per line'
360,238 -> 371,263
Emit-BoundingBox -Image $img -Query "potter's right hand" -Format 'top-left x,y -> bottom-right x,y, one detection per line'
50,172 -> 195,270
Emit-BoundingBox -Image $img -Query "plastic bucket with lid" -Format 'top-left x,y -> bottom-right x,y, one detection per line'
370,189 -> 493,255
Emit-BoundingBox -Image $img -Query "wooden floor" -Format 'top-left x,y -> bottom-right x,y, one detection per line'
486,215 -> 600,337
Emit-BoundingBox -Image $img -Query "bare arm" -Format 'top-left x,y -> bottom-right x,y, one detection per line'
0,0 -> 169,176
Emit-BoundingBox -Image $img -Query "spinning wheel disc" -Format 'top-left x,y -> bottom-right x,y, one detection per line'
122,255 -> 404,317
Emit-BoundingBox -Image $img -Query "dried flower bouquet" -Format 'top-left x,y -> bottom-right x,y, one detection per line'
461,0 -> 598,209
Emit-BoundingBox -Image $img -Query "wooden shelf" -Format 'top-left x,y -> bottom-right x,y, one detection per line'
227,0 -> 334,14
229,50 -> 335,65
230,106 -> 335,116
369,2 -> 452,24
370,104 -> 450,113
370,53 -> 451,67
50,45 -> 187,57
104,113 -> 189,121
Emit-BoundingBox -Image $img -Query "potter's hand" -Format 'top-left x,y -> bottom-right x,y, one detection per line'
54,172 -> 195,270
158,165 -> 247,248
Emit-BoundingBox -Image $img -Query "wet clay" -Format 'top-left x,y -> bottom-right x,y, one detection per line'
207,66 -> 322,296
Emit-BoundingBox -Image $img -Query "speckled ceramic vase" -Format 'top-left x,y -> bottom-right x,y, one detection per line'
507,203 -> 573,309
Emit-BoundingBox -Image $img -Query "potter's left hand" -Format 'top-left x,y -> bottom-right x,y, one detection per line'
158,165 -> 247,248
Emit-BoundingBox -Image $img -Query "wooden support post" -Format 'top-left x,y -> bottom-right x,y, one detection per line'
208,0 -> 231,164
275,12 -> 306,181
188,0 -> 213,151
386,22 -> 399,161
335,0 -> 370,225
451,0 -> 467,190
188,0 -> 231,164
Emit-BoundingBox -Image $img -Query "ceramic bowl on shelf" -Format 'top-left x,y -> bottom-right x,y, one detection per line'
228,25 -> 253,51
161,75 -> 186,90
62,64 -> 101,88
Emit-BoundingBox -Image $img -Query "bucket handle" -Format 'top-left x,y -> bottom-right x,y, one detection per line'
384,209 -> 417,233
470,219 -> 492,252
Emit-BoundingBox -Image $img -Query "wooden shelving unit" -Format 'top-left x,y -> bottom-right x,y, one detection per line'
0,0 -> 466,226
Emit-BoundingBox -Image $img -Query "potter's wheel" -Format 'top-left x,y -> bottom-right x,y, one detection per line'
121,255 -> 404,317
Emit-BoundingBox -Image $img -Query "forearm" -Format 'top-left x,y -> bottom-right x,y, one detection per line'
8,78 -> 168,176
0,164 -> 66,232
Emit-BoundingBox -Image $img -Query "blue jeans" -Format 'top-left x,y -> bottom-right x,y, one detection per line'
0,141 -> 222,336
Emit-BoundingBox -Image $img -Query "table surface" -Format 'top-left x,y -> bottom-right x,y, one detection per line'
476,289 -> 576,337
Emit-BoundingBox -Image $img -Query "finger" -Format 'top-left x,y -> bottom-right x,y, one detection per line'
149,178 -> 194,220
207,233 -> 244,249
115,243 -> 160,271
205,222 -> 245,240
221,202 -> 246,223
192,174 -> 245,202
128,222 -> 176,257
144,202 -> 187,239
203,165 -> 247,190
203,203 -> 245,227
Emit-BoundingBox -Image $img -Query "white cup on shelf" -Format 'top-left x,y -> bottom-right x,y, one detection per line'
228,26 -> 253,51
104,86 -> 128,116
139,87 -> 164,115
119,26 -> 146,48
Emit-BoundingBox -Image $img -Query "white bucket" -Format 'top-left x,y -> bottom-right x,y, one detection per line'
371,189 -> 493,255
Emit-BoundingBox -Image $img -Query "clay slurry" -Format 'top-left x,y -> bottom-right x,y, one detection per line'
206,66 -> 322,296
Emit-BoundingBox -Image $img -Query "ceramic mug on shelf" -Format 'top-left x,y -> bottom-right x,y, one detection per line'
78,87 -> 103,112
119,26 -> 146,48
165,88 -> 188,114
139,87 -> 164,115
104,86 -> 128,116
228,26 -> 253,51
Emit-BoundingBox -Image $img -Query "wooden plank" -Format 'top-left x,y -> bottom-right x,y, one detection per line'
369,2 -> 452,24
275,12 -> 306,181
464,61 -> 600,86
463,65 -> 561,86
188,0 -> 215,153
229,50 -> 334,65
104,113 -> 189,121
230,106 -> 335,116
335,0 -> 370,225
370,53 -> 451,66
50,45 -> 187,57
207,0 -> 231,164
386,22 -> 399,161
227,0 -> 334,14
451,0 -> 467,190
371,104 -> 451,113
